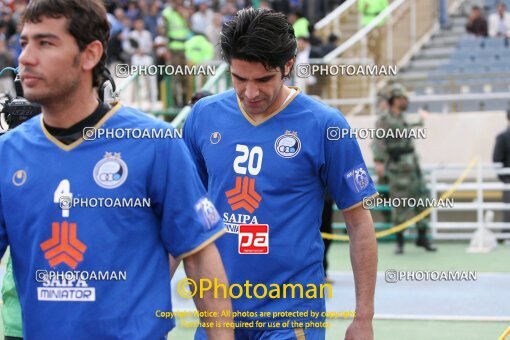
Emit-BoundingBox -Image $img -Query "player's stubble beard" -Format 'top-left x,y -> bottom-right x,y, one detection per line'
243,82 -> 285,118
23,53 -> 81,107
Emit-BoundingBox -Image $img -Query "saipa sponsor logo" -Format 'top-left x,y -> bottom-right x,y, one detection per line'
222,212 -> 259,234
38,222 -> 95,301
238,224 -> 269,254
37,276 -> 95,302
225,176 -> 262,213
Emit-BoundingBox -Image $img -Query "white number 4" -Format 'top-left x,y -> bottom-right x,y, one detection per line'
54,180 -> 72,218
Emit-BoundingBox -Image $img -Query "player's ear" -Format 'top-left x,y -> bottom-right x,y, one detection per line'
284,57 -> 296,78
81,40 -> 103,73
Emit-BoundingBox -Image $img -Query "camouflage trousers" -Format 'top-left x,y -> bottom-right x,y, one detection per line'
387,169 -> 429,230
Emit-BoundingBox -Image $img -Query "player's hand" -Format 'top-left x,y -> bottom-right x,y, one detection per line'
345,319 -> 373,340
374,161 -> 385,179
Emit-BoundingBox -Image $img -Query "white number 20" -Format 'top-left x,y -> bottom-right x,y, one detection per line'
233,144 -> 263,176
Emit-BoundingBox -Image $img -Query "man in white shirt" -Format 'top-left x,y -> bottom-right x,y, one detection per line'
190,0 -> 213,34
489,2 -> 510,37
124,18 -> 157,110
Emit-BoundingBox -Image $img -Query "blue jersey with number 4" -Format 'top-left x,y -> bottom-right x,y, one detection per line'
184,88 -> 377,327
0,104 -> 225,339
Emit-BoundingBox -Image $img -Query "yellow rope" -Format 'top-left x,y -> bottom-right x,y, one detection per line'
499,326 -> 510,340
321,158 -> 479,241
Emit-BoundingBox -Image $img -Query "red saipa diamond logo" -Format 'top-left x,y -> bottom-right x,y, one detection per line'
238,224 -> 269,254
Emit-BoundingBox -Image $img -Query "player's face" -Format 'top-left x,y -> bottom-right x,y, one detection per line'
18,17 -> 82,105
230,59 -> 293,117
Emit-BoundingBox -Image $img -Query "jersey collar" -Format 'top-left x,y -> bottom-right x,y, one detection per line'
40,102 -> 122,152
236,86 -> 300,127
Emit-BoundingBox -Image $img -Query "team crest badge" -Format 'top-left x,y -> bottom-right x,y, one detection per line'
93,152 -> 128,189
274,131 -> 301,158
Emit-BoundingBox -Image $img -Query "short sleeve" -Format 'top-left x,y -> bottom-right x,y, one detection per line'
183,102 -> 209,189
320,112 -> 378,211
149,133 -> 225,260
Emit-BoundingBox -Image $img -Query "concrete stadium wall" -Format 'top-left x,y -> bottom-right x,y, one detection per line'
347,111 -> 508,167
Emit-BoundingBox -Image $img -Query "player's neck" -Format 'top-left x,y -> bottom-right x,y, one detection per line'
42,88 -> 99,129
247,85 -> 291,123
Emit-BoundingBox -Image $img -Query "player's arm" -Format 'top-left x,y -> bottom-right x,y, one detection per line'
321,112 -> 378,340
169,254 -> 180,278
182,243 -> 233,340
343,206 -> 377,340
151,131 -> 231,338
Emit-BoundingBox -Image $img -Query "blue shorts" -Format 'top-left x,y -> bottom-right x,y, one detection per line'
194,326 -> 325,340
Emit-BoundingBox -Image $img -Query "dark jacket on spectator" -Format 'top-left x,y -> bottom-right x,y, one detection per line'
494,127 -> 510,183
466,17 -> 488,37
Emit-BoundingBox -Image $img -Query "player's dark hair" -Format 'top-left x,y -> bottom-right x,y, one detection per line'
21,0 -> 110,88
220,8 -> 297,77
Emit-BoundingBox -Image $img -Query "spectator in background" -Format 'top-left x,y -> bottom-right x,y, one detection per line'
294,36 -> 320,92
493,110 -> 510,236
466,5 -> 488,37
125,18 -> 158,110
270,0 -> 291,14
191,0 -> 214,34
125,0 -> 141,22
358,0 -> 388,27
206,13 -> 222,59
439,0 -> 450,29
489,2 -> 510,37
142,0 -> 162,38
221,2 -> 237,23
154,24 -> 171,97
124,18 -> 153,62
162,0 -> 191,107
185,32 -> 214,64
190,90 -> 213,105
1,8 -> 16,41
7,22 -> 21,67
307,23 -> 322,46
0,38 -> 14,95
321,33 -> 339,56
288,11 -> 309,38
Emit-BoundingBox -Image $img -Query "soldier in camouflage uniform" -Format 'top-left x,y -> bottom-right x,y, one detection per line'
372,85 -> 437,254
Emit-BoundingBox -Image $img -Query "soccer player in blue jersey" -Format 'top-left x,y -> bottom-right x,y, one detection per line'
0,0 -> 233,339
184,8 -> 378,340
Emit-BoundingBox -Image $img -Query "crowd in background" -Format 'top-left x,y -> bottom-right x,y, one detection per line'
0,0 -> 27,94
103,0 -> 345,106
466,2 -> 510,37
0,0 -> 346,102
